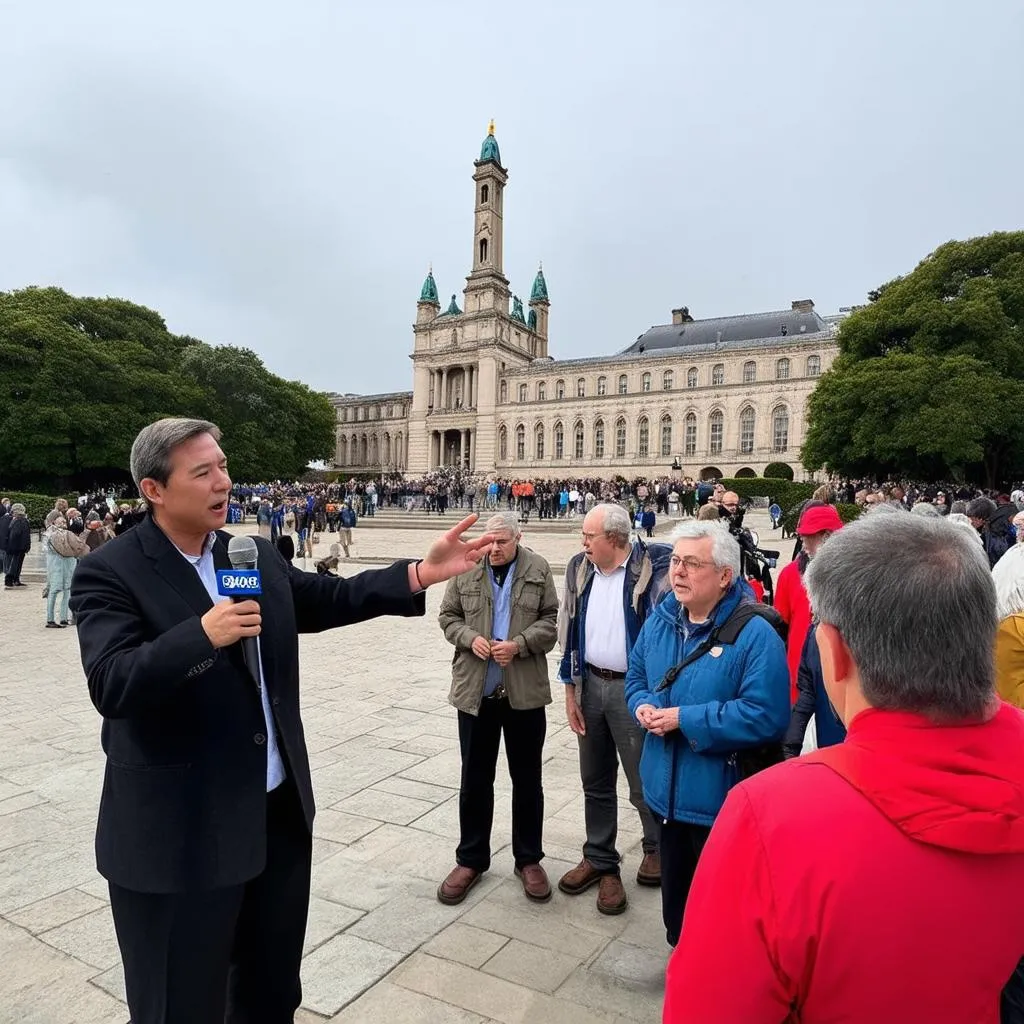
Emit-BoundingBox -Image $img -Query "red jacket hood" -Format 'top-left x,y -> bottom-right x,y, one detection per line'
807,702 -> 1024,854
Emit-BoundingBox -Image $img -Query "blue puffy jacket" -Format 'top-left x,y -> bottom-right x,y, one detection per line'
625,581 -> 790,825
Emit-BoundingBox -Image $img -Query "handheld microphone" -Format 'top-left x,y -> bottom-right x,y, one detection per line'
219,535 -> 263,687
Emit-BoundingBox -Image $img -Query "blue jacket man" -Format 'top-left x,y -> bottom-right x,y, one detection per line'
556,503 -> 671,916
624,520 -> 789,946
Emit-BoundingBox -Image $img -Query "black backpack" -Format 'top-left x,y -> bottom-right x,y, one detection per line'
655,602 -> 788,781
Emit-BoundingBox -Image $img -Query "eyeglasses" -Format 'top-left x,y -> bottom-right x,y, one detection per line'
581,531 -> 604,541
669,555 -> 713,572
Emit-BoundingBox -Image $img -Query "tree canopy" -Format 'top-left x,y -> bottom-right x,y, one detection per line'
802,232 -> 1024,486
0,286 -> 336,491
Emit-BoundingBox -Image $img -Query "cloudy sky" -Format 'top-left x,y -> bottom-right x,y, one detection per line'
2,0 -> 1021,396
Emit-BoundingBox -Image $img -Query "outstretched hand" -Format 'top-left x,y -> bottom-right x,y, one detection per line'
417,514 -> 495,588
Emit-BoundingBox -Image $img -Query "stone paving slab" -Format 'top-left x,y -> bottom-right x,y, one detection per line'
0,519 -> 787,1022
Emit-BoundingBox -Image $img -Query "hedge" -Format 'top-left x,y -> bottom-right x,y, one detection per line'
781,500 -> 864,537
1,491 -> 67,529
719,478 -> 816,513
763,462 -> 795,481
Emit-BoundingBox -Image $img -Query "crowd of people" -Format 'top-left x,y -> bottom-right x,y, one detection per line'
5,436 -> 1024,1020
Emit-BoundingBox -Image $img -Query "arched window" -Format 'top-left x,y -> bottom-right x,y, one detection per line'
739,407 -> 755,454
556,379 -> 565,399
687,367 -> 698,388
638,416 -> 650,457
709,411 -> 723,455
359,435 -> 368,464
554,421 -> 564,460
500,380 -> 508,403
597,375 -> 608,396
615,417 -> 627,457
712,363 -> 725,386
617,374 -> 628,395
350,434 -> 358,464
684,413 -> 697,456
776,358 -> 790,380
807,354 -> 821,377
535,423 -> 545,460
480,184 -> 489,204
518,383 -> 527,402
773,406 -> 790,451
641,372 -> 651,393
479,238 -> 488,264
661,414 -> 672,456
576,377 -> 586,398
499,426 -> 508,461
574,421 -> 585,459
663,369 -> 674,391
594,419 -> 605,458
515,424 -> 525,460
339,435 -> 348,464
743,360 -> 756,383
383,433 -> 391,464
537,381 -> 546,401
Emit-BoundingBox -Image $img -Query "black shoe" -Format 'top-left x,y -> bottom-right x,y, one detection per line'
13,581 -> 27,587
45,621 -> 61,628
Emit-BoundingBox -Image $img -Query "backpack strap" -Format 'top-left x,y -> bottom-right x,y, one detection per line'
654,602 -> 777,692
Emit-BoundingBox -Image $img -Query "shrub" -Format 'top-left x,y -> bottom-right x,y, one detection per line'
719,478 -> 816,513
1,491 -> 63,529
763,462 -> 795,480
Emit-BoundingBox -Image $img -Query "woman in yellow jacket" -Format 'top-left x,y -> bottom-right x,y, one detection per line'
993,534 -> 1024,708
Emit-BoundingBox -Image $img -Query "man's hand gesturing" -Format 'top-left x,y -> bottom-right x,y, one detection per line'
471,636 -> 492,660
201,599 -> 261,649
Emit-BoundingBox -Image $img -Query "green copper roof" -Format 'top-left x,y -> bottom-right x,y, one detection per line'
527,308 -> 537,331
419,270 -> 439,304
479,121 -> 501,165
530,266 -> 548,302
509,295 -> 526,324
440,294 -> 462,317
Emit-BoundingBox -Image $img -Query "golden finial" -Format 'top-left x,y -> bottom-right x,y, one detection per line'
488,119 -> 496,136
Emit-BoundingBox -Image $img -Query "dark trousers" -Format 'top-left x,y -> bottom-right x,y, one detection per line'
4,550 -> 25,585
660,820 -> 711,946
456,699 -> 546,871
578,676 -> 659,873
109,779 -> 311,1024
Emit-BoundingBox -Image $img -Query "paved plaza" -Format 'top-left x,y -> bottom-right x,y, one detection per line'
0,512 -> 782,1023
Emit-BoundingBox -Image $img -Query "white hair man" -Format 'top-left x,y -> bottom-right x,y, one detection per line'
556,503 -> 672,915
665,513 -> 1024,1021
437,513 -> 559,905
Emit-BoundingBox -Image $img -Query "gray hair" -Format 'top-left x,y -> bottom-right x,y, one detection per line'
911,501 -> 941,517
805,513 -> 995,720
130,418 -> 221,491
485,512 -> 521,538
669,519 -> 742,579
593,503 -> 632,546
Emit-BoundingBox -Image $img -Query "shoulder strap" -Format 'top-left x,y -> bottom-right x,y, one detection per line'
654,601 -> 769,692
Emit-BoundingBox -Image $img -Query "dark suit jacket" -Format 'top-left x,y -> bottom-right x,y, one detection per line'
69,515 -> 424,894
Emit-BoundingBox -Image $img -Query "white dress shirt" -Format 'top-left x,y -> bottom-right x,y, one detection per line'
583,548 -> 632,673
177,534 -> 286,792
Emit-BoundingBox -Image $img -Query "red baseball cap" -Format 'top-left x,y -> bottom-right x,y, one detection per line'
797,504 -> 843,536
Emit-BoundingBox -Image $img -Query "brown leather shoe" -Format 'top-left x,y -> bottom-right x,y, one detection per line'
636,851 -> 661,887
597,874 -> 628,916
437,865 -> 483,906
557,858 -> 603,896
515,863 -> 552,902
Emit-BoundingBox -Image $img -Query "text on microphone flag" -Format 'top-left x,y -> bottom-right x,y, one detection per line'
216,569 -> 263,596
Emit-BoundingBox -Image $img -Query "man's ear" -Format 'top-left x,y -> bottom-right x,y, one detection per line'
139,478 -> 163,507
816,622 -> 854,719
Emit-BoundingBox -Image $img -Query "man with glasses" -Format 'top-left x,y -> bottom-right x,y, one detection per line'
556,503 -> 671,915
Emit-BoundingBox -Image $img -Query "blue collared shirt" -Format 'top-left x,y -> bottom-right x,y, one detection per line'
176,533 -> 286,792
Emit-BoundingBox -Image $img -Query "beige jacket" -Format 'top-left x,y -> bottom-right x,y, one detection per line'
438,546 -> 559,715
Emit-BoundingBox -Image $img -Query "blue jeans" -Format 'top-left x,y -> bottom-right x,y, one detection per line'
47,585 -> 70,623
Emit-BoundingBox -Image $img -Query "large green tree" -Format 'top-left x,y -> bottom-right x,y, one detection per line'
0,286 -> 335,490
802,232 -> 1024,486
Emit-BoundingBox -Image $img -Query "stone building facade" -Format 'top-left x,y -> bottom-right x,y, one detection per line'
331,126 -> 840,480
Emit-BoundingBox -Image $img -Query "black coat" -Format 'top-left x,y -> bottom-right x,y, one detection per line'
69,515 -> 424,894
0,511 -> 10,552
5,516 -> 31,554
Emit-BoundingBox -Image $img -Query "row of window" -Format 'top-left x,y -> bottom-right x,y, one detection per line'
338,432 -> 405,467
503,356 -> 820,404
339,404 -> 406,424
497,407 -> 791,461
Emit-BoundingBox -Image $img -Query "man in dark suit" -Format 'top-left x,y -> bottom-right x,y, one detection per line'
70,417 -> 492,1024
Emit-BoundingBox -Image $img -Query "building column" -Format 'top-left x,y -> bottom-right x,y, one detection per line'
430,430 -> 439,469
469,428 -> 476,470
462,428 -> 470,468
466,366 -> 473,408
440,368 -> 448,410
428,369 -> 436,410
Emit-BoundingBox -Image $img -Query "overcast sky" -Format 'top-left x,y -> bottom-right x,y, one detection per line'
2,0 -> 1022,396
